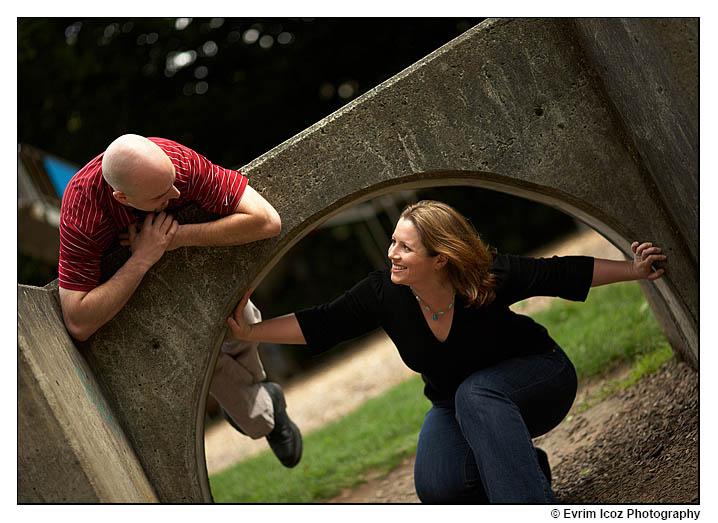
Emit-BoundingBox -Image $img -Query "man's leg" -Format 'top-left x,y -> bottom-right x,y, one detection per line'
211,352 -> 273,438
210,299 -> 302,467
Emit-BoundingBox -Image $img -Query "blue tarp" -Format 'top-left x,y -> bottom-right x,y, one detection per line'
42,156 -> 78,199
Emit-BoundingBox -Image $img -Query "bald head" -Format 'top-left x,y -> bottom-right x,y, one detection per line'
102,135 -> 180,211
102,134 -> 173,194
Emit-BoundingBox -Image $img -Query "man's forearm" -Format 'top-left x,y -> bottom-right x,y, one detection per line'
172,212 -> 280,248
61,211 -> 180,341
61,256 -> 151,341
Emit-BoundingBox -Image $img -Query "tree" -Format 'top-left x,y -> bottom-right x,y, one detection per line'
18,18 -> 480,166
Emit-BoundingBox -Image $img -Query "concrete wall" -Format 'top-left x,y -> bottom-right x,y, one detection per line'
18,284 -> 157,502
17,18 -> 697,502
574,18 -> 698,264
572,18 -> 699,366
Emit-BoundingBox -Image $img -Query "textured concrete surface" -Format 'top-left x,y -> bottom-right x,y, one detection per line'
572,18 -> 699,366
574,18 -> 698,264
18,18 -> 697,502
18,284 -> 158,503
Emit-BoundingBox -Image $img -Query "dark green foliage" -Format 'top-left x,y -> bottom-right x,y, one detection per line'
18,18 -> 482,167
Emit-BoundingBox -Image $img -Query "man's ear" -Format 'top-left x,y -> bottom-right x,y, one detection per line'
112,190 -> 129,205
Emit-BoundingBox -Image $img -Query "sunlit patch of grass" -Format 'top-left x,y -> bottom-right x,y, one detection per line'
210,375 -> 428,503
530,282 -> 672,380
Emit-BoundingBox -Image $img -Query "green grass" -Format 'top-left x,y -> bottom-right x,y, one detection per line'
210,281 -> 673,503
210,374 -> 430,502
529,282 -> 672,380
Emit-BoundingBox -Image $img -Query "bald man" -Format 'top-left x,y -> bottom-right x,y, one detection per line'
57,135 -> 302,468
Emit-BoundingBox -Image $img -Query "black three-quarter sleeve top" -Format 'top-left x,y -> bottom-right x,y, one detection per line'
295,254 -> 595,402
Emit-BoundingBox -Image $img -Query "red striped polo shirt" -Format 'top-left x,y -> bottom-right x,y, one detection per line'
58,137 -> 248,291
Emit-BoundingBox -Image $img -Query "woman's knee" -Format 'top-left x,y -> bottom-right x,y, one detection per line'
414,459 -> 479,503
413,465 -> 441,503
415,405 -> 474,503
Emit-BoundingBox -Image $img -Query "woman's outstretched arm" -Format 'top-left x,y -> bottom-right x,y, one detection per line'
591,241 -> 666,287
227,289 -> 307,344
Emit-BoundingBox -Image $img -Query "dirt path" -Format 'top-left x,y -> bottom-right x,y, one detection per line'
203,229 -> 699,503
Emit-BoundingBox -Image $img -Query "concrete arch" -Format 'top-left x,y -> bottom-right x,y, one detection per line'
250,168 -> 693,359
18,18 -> 697,502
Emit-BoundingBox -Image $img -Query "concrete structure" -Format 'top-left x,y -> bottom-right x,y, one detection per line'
18,284 -> 157,502
17,18 -> 697,502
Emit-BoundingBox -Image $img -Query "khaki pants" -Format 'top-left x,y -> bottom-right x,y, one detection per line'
209,300 -> 274,439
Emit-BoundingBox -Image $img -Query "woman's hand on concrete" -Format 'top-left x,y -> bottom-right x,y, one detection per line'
631,241 -> 667,281
227,288 -> 254,340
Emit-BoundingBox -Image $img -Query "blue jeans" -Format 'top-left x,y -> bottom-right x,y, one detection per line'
414,345 -> 577,503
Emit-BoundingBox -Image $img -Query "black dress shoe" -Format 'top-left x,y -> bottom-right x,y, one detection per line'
263,382 -> 303,468
535,447 -> 552,486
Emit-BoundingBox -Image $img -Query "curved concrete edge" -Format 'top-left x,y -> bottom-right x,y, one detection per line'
197,169 -> 698,498
230,170 -> 696,378
18,285 -> 158,503
195,338 -> 220,502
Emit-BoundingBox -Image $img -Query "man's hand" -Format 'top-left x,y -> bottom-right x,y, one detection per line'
630,241 -> 667,281
59,212 -> 178,342
127,212 -> 179,269
165,226 -> 185,251
59,214 -> 177,342
121,216 -> 184,252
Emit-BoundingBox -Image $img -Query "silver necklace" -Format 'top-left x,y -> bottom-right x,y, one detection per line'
410,287 -> 456,321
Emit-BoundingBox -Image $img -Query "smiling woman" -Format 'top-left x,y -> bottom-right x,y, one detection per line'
391,201 -> 497,309
389,218 -> 438,283
221,196 -> 666,503
388,201 -> 497,343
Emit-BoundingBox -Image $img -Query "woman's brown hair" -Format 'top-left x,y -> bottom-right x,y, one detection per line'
399,200 -> 496,307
